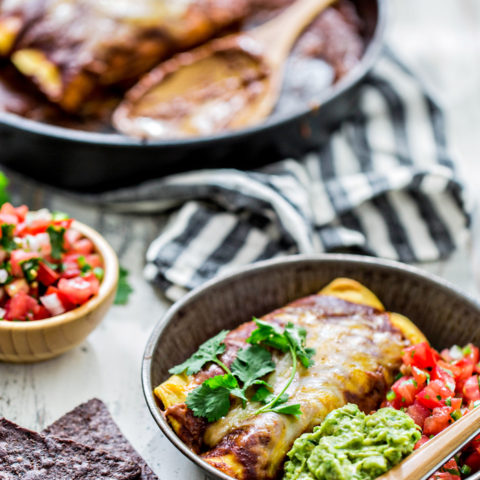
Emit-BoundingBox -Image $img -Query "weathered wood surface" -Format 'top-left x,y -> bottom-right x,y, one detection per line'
0,1 -> 479,478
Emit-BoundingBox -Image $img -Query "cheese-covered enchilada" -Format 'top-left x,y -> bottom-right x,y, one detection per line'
155,278 -> 426,480
7,0 -> 250,111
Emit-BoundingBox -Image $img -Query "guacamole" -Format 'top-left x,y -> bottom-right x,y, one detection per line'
283,404 -> 420,480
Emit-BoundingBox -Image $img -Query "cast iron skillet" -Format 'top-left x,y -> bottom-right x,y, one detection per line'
0,0 -> 386,192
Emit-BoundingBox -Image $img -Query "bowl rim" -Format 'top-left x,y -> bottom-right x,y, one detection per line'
0,0 -> 387,148
142,253 -> 480,480
0,219 -> 119,331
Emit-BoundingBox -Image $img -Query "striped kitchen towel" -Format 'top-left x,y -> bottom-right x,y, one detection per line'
98,48 -> 470,301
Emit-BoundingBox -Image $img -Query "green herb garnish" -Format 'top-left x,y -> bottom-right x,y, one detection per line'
247,318 -> 315,417
1,224 -> 17,251
172,319 -> 315,422
169,330 -> 229,375
47,225 -> 66,260
114,266 -> 133,305
20,258 -> 40,283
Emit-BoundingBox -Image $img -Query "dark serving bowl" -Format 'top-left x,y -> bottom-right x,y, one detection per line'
0,0 -> 386,192
142,253 -> 480,480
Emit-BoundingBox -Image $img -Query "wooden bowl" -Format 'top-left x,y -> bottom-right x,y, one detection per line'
0,221 -> 118,363
142,254 -> 480,480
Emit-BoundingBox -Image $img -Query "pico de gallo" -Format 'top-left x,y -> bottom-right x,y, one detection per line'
383,341 -> 480,479
0,203 -> 103,321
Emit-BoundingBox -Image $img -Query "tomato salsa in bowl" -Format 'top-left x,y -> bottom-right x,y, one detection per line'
0,203 -> 118,363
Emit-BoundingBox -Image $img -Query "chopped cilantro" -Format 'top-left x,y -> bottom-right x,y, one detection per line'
20,258 -> 39,283
1,224 -> 17,251
462,345 -> 472,356
445,397 -> 451,406
77,256 -> 92,274
114,266 -> 133,305
169,330 -> 229,375
47,225 -> 66,260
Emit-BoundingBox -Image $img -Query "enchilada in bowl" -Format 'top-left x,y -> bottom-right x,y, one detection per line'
143,255 -> 480,479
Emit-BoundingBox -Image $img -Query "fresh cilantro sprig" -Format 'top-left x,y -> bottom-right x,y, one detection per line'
169,330 -> 230,376
247,319 -> 315,417
170,319 -> 315,423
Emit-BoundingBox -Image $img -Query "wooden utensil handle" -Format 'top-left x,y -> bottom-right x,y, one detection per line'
250,0 -> 336,63
377,405 -> 480,480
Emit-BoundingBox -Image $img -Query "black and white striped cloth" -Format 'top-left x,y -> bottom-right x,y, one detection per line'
99,49 -> 470,301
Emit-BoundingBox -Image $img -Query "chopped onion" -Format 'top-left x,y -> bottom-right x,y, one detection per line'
0,269 -> 8,284
40,293 -> 66,316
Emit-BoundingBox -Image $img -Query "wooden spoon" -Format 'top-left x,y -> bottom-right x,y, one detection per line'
377,405 -> 480,480
113,0 -> 336,139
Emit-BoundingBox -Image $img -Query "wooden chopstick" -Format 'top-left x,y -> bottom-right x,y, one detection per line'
376,405 -> 480,480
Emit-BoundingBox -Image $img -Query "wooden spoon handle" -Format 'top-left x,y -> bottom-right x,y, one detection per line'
377,406 -> 480,480
249,0 -> 336,64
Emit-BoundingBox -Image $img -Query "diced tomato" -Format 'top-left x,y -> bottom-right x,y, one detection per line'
5,291 -> 39,320
58,276 -> 96,305
53,218 -> 73,230
392,376 -> 419,407
33,305 -> 50,320
465,451 -> 480,471
432,366 -> 456,393
415,435 -> 430,450
407,401 -> 430,428
5,278 -> 29,298
37,262 -> 59,286
412,366 -> 429,390
64,228 -> 82,250
84,253 -> 102,269
432,458 -> 461,480
0,203 -> 27,222
71,238 -> 94,255
424,406 -> 455,435
10,249 -> 39,277
450,397 -> 462,410
82,273 -> 100,296
403,342 -> 437,370
45,286 -> 76,311
21,218 -> 50,235
463,376 -> 480,404
416,380 -> 452,409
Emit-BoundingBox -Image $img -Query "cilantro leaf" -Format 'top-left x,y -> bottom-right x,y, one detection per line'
252,386 -> 288,405
169,330 -> 229,375
20,258 -> 40,283
186,374 -> 238,422
47,225 -> 66,260
231,345 -> 275,389
114,266 -> 133,305
77,255 -> 92,274
1,224 -> 17,251
268,403 -> 302,418
247,318 -> 289,352
284,323 -> 315,368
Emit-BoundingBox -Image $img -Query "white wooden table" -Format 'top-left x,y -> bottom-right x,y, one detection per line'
0,1 -> 479,478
